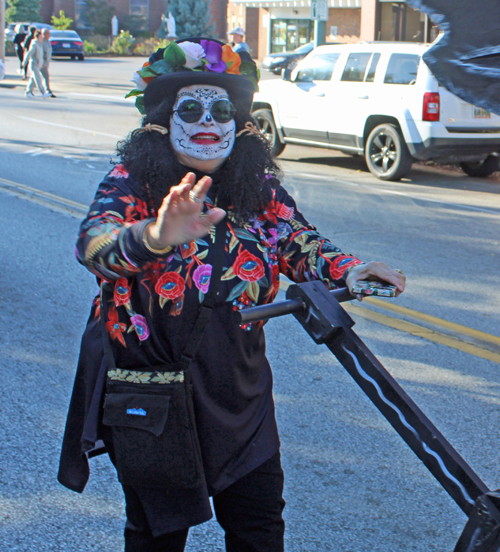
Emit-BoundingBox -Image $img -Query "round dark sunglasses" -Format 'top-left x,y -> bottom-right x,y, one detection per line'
175,99 -> 236,124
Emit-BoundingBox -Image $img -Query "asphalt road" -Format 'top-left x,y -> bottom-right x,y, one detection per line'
1,56 -> 500,552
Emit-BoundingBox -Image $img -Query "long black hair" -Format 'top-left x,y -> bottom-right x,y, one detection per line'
116,91 -> 281,222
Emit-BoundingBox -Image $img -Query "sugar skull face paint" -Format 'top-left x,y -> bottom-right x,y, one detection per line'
170,85 -> 236,173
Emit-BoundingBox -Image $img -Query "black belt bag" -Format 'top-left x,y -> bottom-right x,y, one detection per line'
101,220 -> 226,491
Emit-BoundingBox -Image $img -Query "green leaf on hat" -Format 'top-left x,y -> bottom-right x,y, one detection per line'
149,59 -> 176,75
163,41 -> 187,68
239,61 -> 256,77
125,88 -> 145,98
138,65 -> 158,79
135,95 -> 146,115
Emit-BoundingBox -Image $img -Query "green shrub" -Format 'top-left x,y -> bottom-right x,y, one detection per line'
133,37 -> 170,56
51,10 -> 73,30
84,40 -> 97,54
111,30 -> 134,55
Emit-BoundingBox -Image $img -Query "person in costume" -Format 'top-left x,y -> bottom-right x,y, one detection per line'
58,37 -> 405,551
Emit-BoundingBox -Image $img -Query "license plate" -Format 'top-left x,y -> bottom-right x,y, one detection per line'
63,43 -> 71,48
474,106 -> 491,118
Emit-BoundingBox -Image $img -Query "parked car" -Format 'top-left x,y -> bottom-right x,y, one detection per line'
49,30 -> 85,60
5,22 -> 55,42
253,42 -> 500,180
261,42 -> 317,75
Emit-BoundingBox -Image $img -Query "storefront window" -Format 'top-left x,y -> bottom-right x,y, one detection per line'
75,0 -> 91,29
378,2 -> 436,42
130,0 -> 149,19
270,19 -> 314,53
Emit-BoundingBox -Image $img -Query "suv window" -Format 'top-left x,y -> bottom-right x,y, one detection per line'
295,53 -> 341,82
341,53 -> 372,82
384,54 -> 420,85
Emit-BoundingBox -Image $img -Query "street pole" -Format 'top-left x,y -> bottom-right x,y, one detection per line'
311,0 -> 327,48
0,0 -> 5,62
314,20 -> 326,48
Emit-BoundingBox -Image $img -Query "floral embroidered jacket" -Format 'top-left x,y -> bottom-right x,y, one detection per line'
59,164 -> 362,529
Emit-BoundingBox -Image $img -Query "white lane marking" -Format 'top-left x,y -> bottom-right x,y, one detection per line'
291,172 -> 500,216
31,149 -> 53,157
66,92 -> 134,102
15,116 -> 122,138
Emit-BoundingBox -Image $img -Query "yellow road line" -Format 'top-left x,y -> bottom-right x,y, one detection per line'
279,280 -> 500,364
345,303 -> 500,365
364,296 -> 500,348
0,177 -> 88,210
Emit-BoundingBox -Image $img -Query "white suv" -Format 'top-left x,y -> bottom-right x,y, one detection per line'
253,42 -> 500,180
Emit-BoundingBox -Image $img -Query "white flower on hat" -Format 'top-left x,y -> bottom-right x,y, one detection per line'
132,71 -> 148,91
178,41 -> 205,69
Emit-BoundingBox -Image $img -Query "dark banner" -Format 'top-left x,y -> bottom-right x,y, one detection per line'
407,0 -> 500,115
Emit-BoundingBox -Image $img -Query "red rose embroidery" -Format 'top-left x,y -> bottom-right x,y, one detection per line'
114,278 -> 131,307
109,164 -> 129,179
329,256 -> 361,280
233,251 -> 265,282
155,272 -> 186,300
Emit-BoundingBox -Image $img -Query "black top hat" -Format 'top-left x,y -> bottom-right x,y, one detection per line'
136,37 -> 259,115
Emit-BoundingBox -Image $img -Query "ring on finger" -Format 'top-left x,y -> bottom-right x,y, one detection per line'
189,191 -> 203,203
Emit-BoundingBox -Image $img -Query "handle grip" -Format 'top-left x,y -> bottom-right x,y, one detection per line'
235,287 -> 354,325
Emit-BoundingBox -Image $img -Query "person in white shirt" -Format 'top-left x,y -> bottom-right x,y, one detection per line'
41,28 -> 56,98
228,27 -> 250,54
23,31 -> 51,98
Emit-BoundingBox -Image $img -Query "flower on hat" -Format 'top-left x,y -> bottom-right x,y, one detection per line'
125,40 -> 258,115
201,39 -> 226,73
178,41 -> 205,69
132,71 -> 148,91
222,45 -> 241,75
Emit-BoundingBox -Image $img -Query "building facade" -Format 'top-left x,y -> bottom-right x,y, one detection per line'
228,0 -> 436,60
39,0 -> 229,40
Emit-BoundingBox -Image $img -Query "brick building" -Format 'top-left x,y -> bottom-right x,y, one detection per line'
38,0 -> 229,40
36,0 -> 434,59
227,0 -> 436,61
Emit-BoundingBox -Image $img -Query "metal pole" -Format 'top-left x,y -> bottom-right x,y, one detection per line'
314,20 -> 326,48
0,0 -> 6,62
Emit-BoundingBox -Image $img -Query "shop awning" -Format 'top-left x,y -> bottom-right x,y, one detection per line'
230,0 -> 361,7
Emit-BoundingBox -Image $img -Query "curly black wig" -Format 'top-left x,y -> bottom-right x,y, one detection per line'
116,92 -> 281,223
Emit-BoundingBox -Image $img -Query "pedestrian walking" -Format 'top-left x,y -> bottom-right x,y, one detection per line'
22,26 -> 37,80
23,31 -> 51,98
41,28 -> 56,98
228,27 -> 251,54
13,24 -> 27,76
58,37 -> 405,551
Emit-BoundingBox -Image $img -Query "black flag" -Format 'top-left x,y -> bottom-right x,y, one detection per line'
407,0 -> 500,115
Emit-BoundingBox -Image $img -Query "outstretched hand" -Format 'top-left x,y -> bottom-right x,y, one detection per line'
146,172 -> 226,250
345,261 -> 406,301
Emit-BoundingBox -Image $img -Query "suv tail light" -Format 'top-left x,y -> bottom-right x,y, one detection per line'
423,92 -> 440,121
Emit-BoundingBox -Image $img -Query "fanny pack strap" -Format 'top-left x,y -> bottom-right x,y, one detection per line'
101,218 -> 227,372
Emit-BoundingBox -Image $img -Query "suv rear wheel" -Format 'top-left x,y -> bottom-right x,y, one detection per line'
460,155 -> 500,177
365,124 -> 413,181
252,108 -> 286,157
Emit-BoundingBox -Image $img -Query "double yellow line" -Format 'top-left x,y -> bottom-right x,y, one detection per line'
346,298 -> 500,364
2,175 -> 498,364
279,281 -> 500,364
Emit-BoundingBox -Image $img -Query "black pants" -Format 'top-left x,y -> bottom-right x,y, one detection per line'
123,452 -> 285,552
